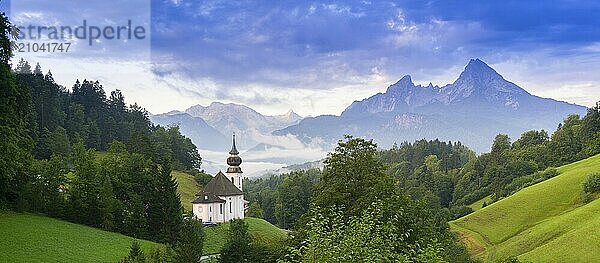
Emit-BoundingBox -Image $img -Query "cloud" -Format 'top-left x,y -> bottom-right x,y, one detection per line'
11,0 -> 600,119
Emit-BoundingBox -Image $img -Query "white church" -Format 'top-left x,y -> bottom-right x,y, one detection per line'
191,135 -> 246,223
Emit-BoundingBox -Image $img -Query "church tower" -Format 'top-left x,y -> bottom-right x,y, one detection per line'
225,134 -> 243,191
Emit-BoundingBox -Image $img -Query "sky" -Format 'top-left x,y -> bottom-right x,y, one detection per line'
6,0 -> 600,117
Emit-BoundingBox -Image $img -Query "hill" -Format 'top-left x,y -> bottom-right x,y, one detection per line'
171,171 -> 288,255
172,170 -> 201,213
0,212 -> 159,262
275,59 -> 586,152
450,154 -> 600,262
203,217 -> 288,255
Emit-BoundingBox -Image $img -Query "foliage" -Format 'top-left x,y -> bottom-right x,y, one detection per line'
382,140 -> 475,211
244,169 -> 320,228
172,170 -> 201,213
219,219 -> 252,263
0,13 -> 33,210
284,136 -> 472,263
11,58 -> 202,169
173,218 -> 205,263
449,205 -> 474,220
583,172 -> 600,194
246,202 -> 264,218
274,170 -> 316,228
0,14 -> 197,242
284,200 -> 446,263
194,170 -> 214,188
120,240 -> 176,263
312,135 -> 396,217
120,240 -> 146,263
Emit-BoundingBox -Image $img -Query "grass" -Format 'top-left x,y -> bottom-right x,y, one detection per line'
203,217 -> 289,255
172,170 -> 200,213
451,154 -> 600,262
0,212 -> 160,263
467,195 -> 492,212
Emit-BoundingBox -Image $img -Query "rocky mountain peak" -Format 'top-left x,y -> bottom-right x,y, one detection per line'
386,75 -> 415,93
455,58 -> 503,84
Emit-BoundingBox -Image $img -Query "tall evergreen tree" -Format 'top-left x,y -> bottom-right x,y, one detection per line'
220,219 -> 252,263
147,161 -> 183,244
174,218 -> 204,263
0,12 -> 33,209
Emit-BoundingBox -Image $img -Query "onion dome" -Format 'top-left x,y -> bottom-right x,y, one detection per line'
226,134 -> 243,172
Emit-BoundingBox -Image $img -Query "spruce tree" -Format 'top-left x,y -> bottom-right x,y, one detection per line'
0,12 -> 33,209
219,219 -> 252,263
174,218 -> 204,263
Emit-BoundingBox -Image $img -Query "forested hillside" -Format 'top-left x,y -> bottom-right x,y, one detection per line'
378,105 -> 600,218
0,13 -> 203,253
247,106 -> 600,229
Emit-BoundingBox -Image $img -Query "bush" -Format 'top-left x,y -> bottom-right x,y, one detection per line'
449,205 -> 474,220
583,172 -> 600,194
503,168 -> 559,197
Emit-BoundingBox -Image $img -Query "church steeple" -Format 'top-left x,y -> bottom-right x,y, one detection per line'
229,133 -> 239,155
226,133 -> 242,173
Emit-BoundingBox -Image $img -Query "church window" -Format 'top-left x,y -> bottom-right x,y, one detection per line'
230,202 -> 232,213
220,204 -> 223,214
209,206 -> 211,212
231,177 -> 234,183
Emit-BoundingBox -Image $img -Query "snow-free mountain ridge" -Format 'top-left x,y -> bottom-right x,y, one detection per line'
276,59 -> 587,152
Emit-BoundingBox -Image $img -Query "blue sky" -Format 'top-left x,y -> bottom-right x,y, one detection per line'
8,0 -> 600,116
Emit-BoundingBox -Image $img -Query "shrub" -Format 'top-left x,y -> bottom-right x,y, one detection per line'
583,172 -> 600,194
449,205 -> 474,220
503,168 -> 559,197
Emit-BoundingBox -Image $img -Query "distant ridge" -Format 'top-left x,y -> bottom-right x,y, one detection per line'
275,59 -> 587,152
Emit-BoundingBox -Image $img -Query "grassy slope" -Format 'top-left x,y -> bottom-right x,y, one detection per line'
203,217 -> 288,255
451,154 -> 600,262
172,170 -> 200,213
0,212 -> 159,263
467,195 -> 492,212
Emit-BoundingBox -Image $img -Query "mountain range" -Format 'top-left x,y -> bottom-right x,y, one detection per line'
151,59 -> 587,168
275,59 -> 587,152
150,102 -> 303,152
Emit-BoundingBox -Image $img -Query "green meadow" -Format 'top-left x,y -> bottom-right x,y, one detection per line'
0,212 -> 159,263
172,170 -> 201,213
451,154 -> 600,262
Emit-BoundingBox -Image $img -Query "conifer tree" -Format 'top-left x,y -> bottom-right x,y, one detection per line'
174,218 -> 204,263
0,12 -> 33,209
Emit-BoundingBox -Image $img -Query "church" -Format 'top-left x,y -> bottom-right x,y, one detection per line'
191,135 -> 246,223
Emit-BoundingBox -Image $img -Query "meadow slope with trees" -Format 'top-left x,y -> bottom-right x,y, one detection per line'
2,9 -> 600,262
451,154 -> 600,262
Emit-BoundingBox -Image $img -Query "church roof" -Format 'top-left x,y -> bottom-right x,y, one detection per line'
191,192 -> 226,204
197,171 -> 243,197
